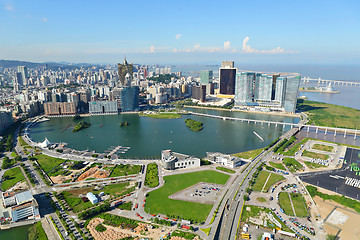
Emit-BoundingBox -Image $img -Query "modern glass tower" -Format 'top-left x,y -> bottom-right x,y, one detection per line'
120,86 -> 139,112
219,61 -> 236,95
283,76 -> 301,112
200,70 -> 213,84
235,72 -> 255,105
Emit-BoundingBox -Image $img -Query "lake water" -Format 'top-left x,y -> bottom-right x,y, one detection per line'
0,225 -> 30,240
29,108 -> 299,158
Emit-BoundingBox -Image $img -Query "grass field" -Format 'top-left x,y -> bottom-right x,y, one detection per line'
216,166 -> 235,174
28,221 -> 48,240
1,167 -> 25,191
312,144 -> 334,152
35,154 -> 66,172
263,173 -> 285,192
297,99 -> 360,129
253,171 -> 270,192
302,150 -> 329,160
269,162 -> 286,171
232,148 -> 263,160
304,161 -> 326,169
62,182 -> 131,212
290,193 -> 308,217
278,192 -> 294,216
109,164 -> 141,177
283,158 -> 303,172
283,138 -> 309,156
145,170 -> 230,223
257,197 -> 266,202
145,163 -> 159,188
139,112 -> 181,119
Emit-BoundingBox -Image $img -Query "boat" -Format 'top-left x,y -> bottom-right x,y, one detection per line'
100,124 -> 104,127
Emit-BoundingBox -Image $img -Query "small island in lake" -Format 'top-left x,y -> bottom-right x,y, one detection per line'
185,118 -> 203,132
73,121 -> 91,132
120,121 -> 130,127
139,112 -> 181,119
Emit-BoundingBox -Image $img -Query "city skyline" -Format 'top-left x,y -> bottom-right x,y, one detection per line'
1,0 -> 359,64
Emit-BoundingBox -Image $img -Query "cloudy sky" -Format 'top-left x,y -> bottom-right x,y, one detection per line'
0,0 -> 359,64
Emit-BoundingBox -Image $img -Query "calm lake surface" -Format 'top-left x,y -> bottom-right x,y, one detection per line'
29,108 -> 299,158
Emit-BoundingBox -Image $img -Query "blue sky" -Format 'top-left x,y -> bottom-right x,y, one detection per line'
0,0 -> 359,64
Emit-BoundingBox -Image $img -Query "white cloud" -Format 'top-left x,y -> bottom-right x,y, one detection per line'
194,43 -> 200,50
5,5 -> 13,11
224,41 -> 231,50
43,18 -> 48,22
175,34 -> 182,40
149,45 -> 155,53
242,36 -> 295,54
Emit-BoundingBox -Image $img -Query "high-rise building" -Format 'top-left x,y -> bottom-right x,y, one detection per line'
283,76 -> 301,112
44,102 -> 77,116
0,110 -> 13,134
235,72 -> 255,105
191,85 -> 206,102
117,58 -> 133,86
219,61 -> 236,95
234,72 -> 300,113
17,66 -> 28,85
89,101 -> 118,115
200,70 -> 213,84
120,86 -> 139,112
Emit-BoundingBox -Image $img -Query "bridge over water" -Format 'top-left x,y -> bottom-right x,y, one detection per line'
302,77 -> 360,87
188,112 -> 360,137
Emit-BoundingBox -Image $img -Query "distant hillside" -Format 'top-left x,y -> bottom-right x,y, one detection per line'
0,59 -> 98,70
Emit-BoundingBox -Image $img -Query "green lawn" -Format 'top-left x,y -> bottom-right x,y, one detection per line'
145,163 -> 159,188
216,166 -> 235,174
35,154 -> 66,172
278,192 -> 294,216
232,148 -> 263,160
283,158 -> 303,172
304,161 -> 326,169
11,151 -> 18,158
312,144 -> 333,152
1,167 -> 25,191
145,170 -> 230,223
253,171 -> 270,192
257,197 -> 266,202
139,112 -> 181,119
283,138 -> 309,156
269,162 -> 286,171
290,193 -> 309,217
263,173 -> 285,192
302,150 -> 329,160
109,164 -> 141,177
28,221 -> 48,240
62,182 -> 131,212
297,99 -> 360,129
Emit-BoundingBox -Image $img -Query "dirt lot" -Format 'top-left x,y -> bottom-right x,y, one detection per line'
313,196 -> 360,239
87,218 -> 187,240
169,182 -> 223,204
77,166 -> 110,181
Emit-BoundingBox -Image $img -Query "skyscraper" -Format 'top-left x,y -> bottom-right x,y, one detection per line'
120,86 -> 139,112
235,72 -> 255,105
283,76 -> 301,112
200,70 -> 213,84
254,74 -> 273,102
219,61 -> 236,95
17,66 -> 28,85
117,58 -> 133,86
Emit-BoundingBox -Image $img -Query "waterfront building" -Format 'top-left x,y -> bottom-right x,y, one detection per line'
86,192 -> 98,204
44,102 -> 77,116
200,70 -> 213,84
89,101 -> 118,115
161,150 -> 200,170
1,190 -> 40,222
219,61 -> 236,96
283,75 -> 301,112
0,110 -> 13,133
120,86 -> 139,112
118,58 -> 133,86
234,71 -> 300,113
205,152 -> 247,168
191,85 -> 206,102
235,72 -> 255,105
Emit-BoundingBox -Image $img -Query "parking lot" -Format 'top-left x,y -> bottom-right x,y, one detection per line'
169,182 -> 223,204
